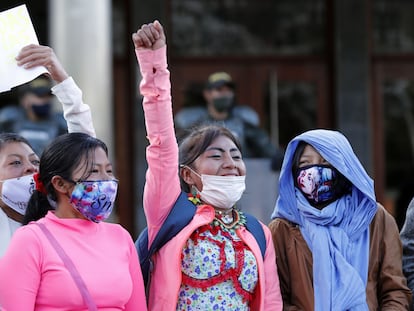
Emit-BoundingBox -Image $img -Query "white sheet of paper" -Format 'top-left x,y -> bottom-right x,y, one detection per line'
0,4 -> 48,93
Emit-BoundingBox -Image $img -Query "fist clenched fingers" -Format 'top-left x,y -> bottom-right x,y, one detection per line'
132,23 -> 157,48
132,20 -> 165,50
141,23 -> 160,43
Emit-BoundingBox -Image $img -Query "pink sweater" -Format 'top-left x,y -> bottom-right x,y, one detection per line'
0,211 -> 147,310
137,46 -> 283,310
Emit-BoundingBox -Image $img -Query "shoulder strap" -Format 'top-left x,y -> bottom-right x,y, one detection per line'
135,191 -> 196,286
149,191 -> 197,252
35,223 -> 98,311
244,213 -> 266,258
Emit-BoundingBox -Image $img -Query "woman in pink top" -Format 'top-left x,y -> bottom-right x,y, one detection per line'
133,21 -> 282,310
0,133 -> 147,310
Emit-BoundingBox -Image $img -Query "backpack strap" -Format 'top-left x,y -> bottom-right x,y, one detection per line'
135,191 -> 196,288
244,213 -> 266,258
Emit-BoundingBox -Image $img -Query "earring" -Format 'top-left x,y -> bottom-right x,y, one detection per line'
187,185 -> 201,205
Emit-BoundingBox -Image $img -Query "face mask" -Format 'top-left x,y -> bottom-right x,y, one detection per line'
0,174 -> 35,215
212,96 -> 233,113
31,102 -> 52,118
70,179 -> 118,223
196,174 -> 246,209
295,165 -> 350,206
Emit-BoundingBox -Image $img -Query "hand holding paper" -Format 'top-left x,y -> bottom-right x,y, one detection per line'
16,45 -> 69,83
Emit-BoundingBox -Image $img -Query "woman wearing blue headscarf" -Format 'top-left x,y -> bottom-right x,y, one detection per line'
268,129 -> 411,310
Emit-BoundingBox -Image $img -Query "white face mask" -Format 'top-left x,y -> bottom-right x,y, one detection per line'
196,174 -> 246,209
0,174 -> 35,215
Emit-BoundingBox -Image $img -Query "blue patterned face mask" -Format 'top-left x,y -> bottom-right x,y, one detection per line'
295,165 -> 350,206
70,179 -> 118,222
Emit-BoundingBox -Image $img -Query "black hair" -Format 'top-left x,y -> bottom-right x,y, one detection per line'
291,141 -> 308,178
0,132 -> 33,152
178,124 -> 242,192
23,132 -> 108,224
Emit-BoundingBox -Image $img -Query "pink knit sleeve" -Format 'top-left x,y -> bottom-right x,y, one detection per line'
135,46 -> 181,245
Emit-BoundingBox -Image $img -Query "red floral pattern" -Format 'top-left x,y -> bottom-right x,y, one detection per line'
177,224 -> 258,310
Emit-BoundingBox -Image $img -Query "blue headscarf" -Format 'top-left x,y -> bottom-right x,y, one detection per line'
271,129 -> 378,311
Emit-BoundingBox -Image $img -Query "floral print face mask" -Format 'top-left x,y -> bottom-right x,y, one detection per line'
70,179 -> 118,222
295,164 -> 351,207
296,165 -> 337,205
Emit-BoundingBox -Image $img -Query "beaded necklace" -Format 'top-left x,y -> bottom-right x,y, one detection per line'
187,193 -> 246,233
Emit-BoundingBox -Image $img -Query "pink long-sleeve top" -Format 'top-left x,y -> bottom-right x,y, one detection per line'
137,46 -> 283,311
0,211 -> 147,310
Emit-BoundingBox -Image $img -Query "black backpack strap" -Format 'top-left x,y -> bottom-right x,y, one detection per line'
149,191 -> 196,252
244,212 -> 266,258
135,191 -> 196,287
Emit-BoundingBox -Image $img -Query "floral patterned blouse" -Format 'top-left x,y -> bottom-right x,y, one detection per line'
177,223 -> 259,310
